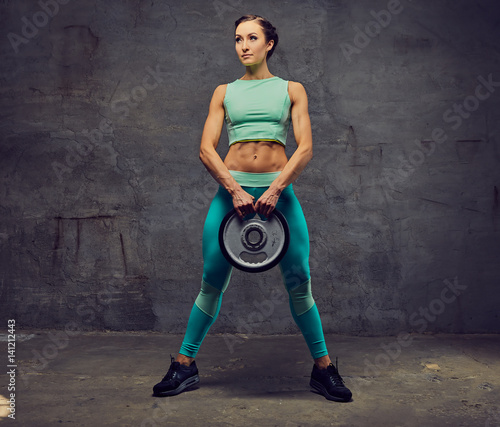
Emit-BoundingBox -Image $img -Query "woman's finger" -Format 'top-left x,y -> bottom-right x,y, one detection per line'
255,192 -> 278,217
239,202 -> 255,218
233,191 -> 255,218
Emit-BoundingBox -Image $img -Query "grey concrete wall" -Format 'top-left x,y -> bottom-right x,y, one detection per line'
1,0 -> 499,336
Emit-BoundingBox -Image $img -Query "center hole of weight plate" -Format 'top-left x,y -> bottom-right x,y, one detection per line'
241,224 -> 267,251
247,229 -> 262,245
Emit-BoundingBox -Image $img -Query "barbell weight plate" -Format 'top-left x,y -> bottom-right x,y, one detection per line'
218,208 -> 290,273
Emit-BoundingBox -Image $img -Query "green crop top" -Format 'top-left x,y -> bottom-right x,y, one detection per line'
223,76 -> 291,147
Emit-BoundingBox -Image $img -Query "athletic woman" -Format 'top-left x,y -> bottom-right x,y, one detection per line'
153,14 -> 352,402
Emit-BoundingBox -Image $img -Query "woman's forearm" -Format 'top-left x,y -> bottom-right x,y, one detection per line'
252,143 -> 312,217
199,144 -> 242,196
267,80 -> 314,194
268,142 -> 313,193
200,145 -> 257,218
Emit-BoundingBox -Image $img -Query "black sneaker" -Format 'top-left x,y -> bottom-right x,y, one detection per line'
310,359 -> 352,402
153,356 -> 200,397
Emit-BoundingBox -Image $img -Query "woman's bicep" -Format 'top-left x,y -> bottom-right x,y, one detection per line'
200,85 -> 227,150
289,82 -> 312,148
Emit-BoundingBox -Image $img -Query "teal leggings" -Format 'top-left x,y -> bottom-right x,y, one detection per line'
179,172 -> 328,359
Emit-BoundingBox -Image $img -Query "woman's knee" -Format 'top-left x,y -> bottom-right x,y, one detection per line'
280,250 -> 310,290
202,261 -> 232,293
195,280 -> 224,318
288,279 -> 315,316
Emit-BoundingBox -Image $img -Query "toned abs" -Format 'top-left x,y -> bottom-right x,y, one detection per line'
224,141 -> 288,173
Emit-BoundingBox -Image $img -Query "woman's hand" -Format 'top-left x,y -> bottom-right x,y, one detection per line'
255,187 -> 281,218
232,188 -> 256,218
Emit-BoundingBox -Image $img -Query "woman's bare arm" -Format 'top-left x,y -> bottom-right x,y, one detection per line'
255,81 -> 313,217
199,85 -> 256,218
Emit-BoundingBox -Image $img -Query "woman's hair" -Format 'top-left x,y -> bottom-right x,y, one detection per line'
234,15 -> 279,60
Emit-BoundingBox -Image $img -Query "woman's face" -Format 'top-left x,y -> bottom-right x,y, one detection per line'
234,20 -> 273,66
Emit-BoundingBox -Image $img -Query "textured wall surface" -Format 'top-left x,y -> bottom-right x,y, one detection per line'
1,0 -> 499,336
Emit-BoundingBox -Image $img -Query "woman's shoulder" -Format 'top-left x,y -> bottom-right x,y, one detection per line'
215,83 -> 229,91
287,80 -> 307,102
212,83 -> 228,98
287,80 -> 305,90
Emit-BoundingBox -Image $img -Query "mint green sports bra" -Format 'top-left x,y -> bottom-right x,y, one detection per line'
223,76 -> 291,147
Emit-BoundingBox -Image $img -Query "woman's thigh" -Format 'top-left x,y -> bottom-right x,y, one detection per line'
202,187 -> 234,291
275,187 -> 310,290
250,186 -> 310,289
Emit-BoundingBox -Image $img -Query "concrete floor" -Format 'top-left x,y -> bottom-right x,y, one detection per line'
1,331 -> 499,427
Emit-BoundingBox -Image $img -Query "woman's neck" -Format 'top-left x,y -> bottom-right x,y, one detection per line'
240,62 -> 273,80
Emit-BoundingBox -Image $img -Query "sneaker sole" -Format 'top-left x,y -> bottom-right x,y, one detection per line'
154,374 -> 200,397
310,378 -> 351,402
